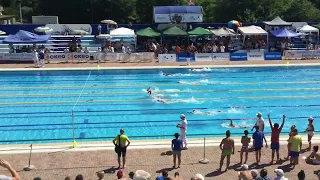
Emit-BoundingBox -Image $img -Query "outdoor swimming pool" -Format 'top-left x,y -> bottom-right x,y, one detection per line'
0,66 -> 319,144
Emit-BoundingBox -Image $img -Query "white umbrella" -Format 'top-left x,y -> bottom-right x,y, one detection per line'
101,20 -> 117,25
97,34 -> 112,39
0,30 -> 6,35
35,26 -> 52,33
73,30 -> 89,35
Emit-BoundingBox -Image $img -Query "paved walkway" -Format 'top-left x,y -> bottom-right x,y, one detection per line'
0,144 -> 319,180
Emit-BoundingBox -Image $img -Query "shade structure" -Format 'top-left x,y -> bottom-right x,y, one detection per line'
101,20 -> 117,25
298,25 -> 319,33
96,34 -> 112,39
263,16 -> 292,26
228,20 -> 241,29
35,26 -> 52,33
270,28 -> 300,38
211,27 -> 236,36
188,27 -> 212,35
0,30 -> 6,35
163,26 -> 187,36
136,27 -> 161,37
3,30 -> 51,44
73,30 -> 90,35
238,25 -> 268,35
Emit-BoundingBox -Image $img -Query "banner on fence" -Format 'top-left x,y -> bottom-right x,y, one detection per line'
195,53 -> 212,62
177,53 -> 195,62
159,54 -> 176,62
230,53 -> 247,61
247,52 -> 264,61
0,53 -> 36,61
212,53 -> 230,61
264,52 -> 282,60
48,53 -> 68,60
70,53 -> 90,60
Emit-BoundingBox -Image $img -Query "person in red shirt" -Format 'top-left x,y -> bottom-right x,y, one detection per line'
268,114 -> 286,164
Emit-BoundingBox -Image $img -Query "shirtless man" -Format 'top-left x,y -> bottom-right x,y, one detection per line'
147,87 -> 152,96
306,145 -> 320,165
238,164 -> 253,180
240,130 -> 251,164
163,73 -> 173,76
218,130 -> 235,171
157,98 -> 167,104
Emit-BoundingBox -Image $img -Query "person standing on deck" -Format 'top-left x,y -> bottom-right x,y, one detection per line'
268,114 -> 285,164
252,112 -> 265,132
176,114 -> 188,149
305,117 -> 315,151
218,130 -> 235,171
113,129 -> 130,169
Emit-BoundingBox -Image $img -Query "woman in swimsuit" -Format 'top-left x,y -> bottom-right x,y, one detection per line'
285,125 -> 296,160
305,117 -> 315,151
240,130 -> 251,164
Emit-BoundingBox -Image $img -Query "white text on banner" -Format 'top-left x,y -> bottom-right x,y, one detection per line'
212,53 -> 230,61
195,53 -> 213,62
0,53 -> 36,62
158,54 -> 177,62
247,52 -> 264,61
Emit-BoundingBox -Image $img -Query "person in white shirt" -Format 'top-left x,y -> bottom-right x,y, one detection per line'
176,114 -> 188,149
34,50 -> 39,68
109,46 -> 114,53
97,24 -> 102,35
121,45 -> 126,53
220,45 -> 225,53
212,44 -> 217,53
64,47 -> 69,53
251,112 -> 265,132
274,169 -> 288,180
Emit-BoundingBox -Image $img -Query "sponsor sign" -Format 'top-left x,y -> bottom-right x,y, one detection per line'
177,53 -> 195,62
195,53 -> 212,62
264,52 -> 282,60
284,50 -> 303,60
247,52 -> 264,61
230,53 -> 248,61
48,53 -> 68,60
158,54 -> 176,62
154,14 -> 203,23
212,53 -> 230,61
70,53 -> 90,60
0,53 -> 36,62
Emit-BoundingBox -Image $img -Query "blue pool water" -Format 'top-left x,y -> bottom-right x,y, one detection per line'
0,66 -> 319,144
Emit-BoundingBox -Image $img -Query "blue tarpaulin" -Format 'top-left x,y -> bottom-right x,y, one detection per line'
270,28 -> 300,38
154,6 -> 202,14
3,30 -> 51,43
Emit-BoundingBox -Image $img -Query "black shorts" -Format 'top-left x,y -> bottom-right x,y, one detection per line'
254,147 -> 262,151
117,147 -> 127,157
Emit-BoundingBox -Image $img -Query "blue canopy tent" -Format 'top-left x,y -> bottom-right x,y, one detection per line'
270,28 -> 300,38
3,30 -> 51,43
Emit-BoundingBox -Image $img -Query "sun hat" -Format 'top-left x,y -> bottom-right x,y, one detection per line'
180,114 -> 186,119
251,169 -> 259,178
241,164 -> 249,170
308,117 -> 314,121
256,112 -> 262,116
133,170 -> 151,180
194,174 -> 204,180
274,169 -> 284,176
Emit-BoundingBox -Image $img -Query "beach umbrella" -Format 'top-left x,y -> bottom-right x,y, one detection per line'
0,30 -> 6,35
227,20 -> 242,29
96,34 -> 112,39
101,20 -> 117,25
35,26 -> 52,33
73,30 -> 90,35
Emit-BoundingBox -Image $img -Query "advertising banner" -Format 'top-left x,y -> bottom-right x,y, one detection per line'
48,53 -> 68,61
177,53 -> 195,62
69,53 -> 90,60
247,52 -> 264,61
230,53 -> 248,61
0,53 -> 36,62
195,53 -> 212,62
158,54 -> 177,62
212,53 -> 230,61
264,52 -> 282,60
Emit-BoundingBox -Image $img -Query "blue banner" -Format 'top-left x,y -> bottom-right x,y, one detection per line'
230,53 -> 247,61
177,53 -> 195,62
264,52 -> 282,60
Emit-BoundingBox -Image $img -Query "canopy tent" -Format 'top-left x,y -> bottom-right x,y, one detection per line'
238,26 -> 268,35
270,28 -> 300,38
188,27 -> 212,35
211,27 -> 236,36
263,16 -> 292,26
298,25 -> 319,34
291,22 -> 308,31
136,27 -> 161,37
162,26 -> 187,36
110,27 -> 136,36
3,30 -> 51,43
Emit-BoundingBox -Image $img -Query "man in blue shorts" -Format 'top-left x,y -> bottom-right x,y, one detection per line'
268,114 -> 285,164
289,129 -> 302,168
252,126 -> 268,164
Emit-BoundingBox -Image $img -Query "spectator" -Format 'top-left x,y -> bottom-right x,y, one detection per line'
97,172 -> 104,180
252,126 -> 268,164
156,171 -> 168,180
238,164 -> 252,180
175,45 -> 181,54
34,177 -> 41,180
122,44 -> 126,53
133,170 -> 151,180
289,128 -> 302,168
174,172 -> 182,180
268,114 -> 285,164
250,169 -> 259,179
240,130 -> 251,164
65,177 -> 71,180
191,174 -> 204,180
176,114 -> 188,149
220,44 -> 225,53
274,169 -> 288,180
0,159 -> 21,180
218,130 -> 235,171
115,170 -> 126,180
172,133 -> 183,168
75,174 -> 84,180
305,117 -> 315,151
256,169 -> 271,180
285,125 -> 296,160
98,24 -> 102,35
113,128 -> 131,169
252,112 -> 265,132
129,172 -> 134,180
298,170 -> 305,180
306,145 -> 320,164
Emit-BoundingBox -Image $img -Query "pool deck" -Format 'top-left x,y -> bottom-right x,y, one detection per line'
0,59 -> 320,70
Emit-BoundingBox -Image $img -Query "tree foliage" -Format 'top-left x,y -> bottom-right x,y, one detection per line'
1,0 -> 320,23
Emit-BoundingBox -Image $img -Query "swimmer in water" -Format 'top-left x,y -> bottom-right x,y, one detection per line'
163,73 -> 173,76
228,118 -> 235,128
227,118 -> 249,129
188,109 -> 221,115
147,87 -> 152,96
157,98 -> 167,104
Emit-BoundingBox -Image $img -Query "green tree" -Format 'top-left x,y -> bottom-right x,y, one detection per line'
284,0 -> 320,21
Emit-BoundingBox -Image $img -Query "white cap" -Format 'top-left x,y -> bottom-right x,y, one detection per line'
256,112 -> 262,116
241,164 -> 249,170
133,170 -> 151,180
180,114 -> 186,119
251,169 -> 259,177
274,169 -> 284,176
308,117 -> 314,121
194,174 -> 204,180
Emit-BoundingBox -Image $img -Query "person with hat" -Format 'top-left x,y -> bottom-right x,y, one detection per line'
238,164 -> 253,180
305,117 -> 315,151
176,114 -> 188,149
252,112 -> 265,132
133,170 -> 151,180
274,169 -> 288,180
